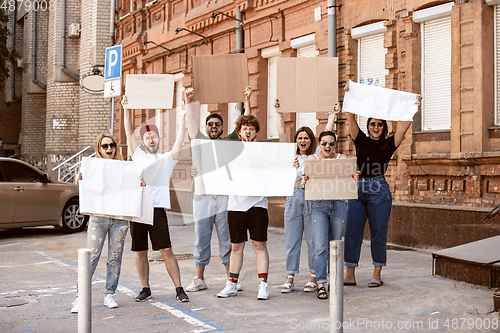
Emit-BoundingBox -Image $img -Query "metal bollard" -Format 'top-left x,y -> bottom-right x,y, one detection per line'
330,240 -> 344,333
78,248 -> 92,333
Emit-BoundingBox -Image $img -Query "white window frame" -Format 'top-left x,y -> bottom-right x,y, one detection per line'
227,102 -> 238,134
492,2 -> 500,125
291,33 -> 319,135
174,73 -> 184,134
262,45 -> 281,139
414,3 -> 453,131
351,22 -> 388,134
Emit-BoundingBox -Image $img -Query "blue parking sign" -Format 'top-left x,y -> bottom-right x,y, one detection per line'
105,45 -> 122,80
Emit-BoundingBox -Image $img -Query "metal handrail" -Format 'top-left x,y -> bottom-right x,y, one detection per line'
52,146 -> 92,171
68,152 -> 95,172
61,152 -> 96,182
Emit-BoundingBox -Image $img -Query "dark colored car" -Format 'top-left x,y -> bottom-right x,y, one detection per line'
0,157 -> 88,233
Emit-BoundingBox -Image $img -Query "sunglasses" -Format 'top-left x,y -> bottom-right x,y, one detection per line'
369,122 -> 384,128
101,143 -> 116,150
208,121 -> 222,127
320,140 -> 336,146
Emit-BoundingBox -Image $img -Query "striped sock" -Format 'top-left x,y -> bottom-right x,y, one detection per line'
258,273 -> 268,283
229,272 -> 239,283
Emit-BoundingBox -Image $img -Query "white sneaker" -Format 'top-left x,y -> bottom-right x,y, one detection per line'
237,283 -> 243,291
71,297 -> 78,313
257,281 -> 269,300
104,294 -> 119,308
217,280 -> 237,298
185,276 -> 208,292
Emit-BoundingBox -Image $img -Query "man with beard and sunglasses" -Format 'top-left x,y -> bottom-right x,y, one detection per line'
122,96 -> 189,303
183,87 -> 251,293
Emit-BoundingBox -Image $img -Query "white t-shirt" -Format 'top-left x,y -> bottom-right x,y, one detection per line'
228,195 -> 268,212
132,147 -> 178,209
295,154 -> 308,181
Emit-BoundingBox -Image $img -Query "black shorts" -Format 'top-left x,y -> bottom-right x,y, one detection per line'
228,207 -> 269,243
130,208 -> 172,251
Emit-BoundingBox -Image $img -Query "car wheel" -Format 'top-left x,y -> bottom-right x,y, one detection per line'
61,198 -> 88,233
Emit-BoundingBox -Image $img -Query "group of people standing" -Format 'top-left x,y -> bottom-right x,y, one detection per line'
277,82 -> 421,300
71,82 -> 420,313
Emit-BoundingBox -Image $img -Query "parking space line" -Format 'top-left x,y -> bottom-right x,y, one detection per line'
34,249 -> 226,332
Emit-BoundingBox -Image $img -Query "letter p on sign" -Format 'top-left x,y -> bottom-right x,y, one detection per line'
105,45 -> 122,81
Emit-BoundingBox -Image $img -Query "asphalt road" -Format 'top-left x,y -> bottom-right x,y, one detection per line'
0,213 -> 498,332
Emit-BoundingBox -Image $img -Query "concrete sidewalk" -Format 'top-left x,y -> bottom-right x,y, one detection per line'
0,213 -> 498,332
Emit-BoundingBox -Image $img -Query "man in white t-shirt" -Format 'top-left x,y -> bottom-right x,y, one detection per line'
123,97 -> 189,303
216,114 -> 271,300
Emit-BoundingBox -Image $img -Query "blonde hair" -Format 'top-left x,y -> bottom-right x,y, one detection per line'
94,133 -> 123,161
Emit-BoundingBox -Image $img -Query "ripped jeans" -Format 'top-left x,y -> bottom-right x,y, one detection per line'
86,216 -> 129,295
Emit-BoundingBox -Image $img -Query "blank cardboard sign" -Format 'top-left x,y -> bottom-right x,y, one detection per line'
304,158 -> 358,200
124,74 -> 175,109
276,57 -> 338,112
192,54 -> 249,104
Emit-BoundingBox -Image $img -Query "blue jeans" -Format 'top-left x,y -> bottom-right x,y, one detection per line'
86,216 -> 129,294
284,187 -> 314,275
311,199 -> 346,284
344,175 -> 392,267
193,194 -> 231,267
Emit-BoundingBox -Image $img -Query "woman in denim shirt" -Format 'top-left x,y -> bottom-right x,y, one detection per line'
71,133 -> 130,313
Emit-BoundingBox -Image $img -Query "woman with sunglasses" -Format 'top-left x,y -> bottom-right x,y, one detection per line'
301,129 -> 348,299
274,101 -> 337,294
71,133 -> 129,313
341,82 -> 421,288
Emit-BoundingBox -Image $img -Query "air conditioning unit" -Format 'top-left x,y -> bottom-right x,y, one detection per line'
17,59 -> 23,68
68,23 -> 81,38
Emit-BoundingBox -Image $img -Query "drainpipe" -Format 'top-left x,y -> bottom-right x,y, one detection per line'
235,5 -> 244,116
11,8 -> 20,101
109,0 -> 116,135
328,0 -> 337,57
61,0 -> 79,80
32,10 -> 47,89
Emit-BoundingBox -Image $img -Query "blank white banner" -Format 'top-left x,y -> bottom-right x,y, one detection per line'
79,158 -> 143,218
343,80 -> 419,121
191,140 -> 296,196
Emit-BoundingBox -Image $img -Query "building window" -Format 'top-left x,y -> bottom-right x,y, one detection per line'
292,34 -> 319,135
199,104 -> 209,135
495,4 -> 500,125
174,74 -> 184,135
261,45 -> 281,139
227,103 -> 238,134
351,21 -> 388,134
414,2 -> 453,131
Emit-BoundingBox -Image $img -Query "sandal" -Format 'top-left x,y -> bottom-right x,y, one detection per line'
281,282 -> 294,293
304,273 -> 317,292
281,275 -> 294,293
303,281 -> 317,292
317,286 -> 328,300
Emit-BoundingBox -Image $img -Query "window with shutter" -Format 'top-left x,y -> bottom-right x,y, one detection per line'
296,44 -> 319,134
495,5 -> 500,125
357,33 -> 388,134
421,16 -> 451,130
413,2 -> 453,131
262,45 -> 281,139
227,103 -> 238,134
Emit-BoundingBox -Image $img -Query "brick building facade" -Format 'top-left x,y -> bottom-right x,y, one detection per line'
3,0 -> 114,173
116,0 -> 500,249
